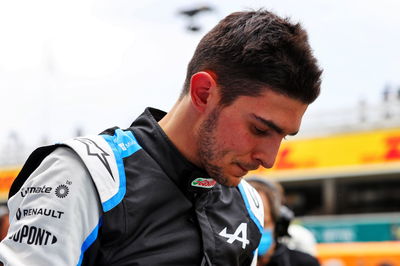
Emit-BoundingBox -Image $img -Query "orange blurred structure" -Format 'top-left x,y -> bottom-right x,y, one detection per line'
317,241 -> 400,266
0,167 -> 20,202
251,127 -> 400,181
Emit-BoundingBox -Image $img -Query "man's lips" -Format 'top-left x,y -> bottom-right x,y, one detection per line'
237,164 -> 247,172
237,163 -> 259,173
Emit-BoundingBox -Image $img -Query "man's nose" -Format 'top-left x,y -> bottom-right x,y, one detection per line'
252,137 -> 283,169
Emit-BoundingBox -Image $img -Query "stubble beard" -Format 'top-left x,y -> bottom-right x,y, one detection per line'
197,108 -> 230,186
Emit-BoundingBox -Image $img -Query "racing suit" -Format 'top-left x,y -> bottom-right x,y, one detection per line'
0,107 -> 264,266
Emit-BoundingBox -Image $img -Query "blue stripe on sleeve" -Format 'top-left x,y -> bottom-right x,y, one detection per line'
77,217 -> 103,266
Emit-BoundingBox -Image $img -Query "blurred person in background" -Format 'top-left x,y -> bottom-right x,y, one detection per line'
0,9 -> 322,266
282,223 -> 318,256
249,175 -> 318,256
257,174 -> 318,256
247,178 -> 320,266
277,185 -> 318,257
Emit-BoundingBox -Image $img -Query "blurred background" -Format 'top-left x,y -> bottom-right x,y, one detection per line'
0,0 -> 400,265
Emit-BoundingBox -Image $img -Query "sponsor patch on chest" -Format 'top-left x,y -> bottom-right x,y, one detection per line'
191,178 -> 216,188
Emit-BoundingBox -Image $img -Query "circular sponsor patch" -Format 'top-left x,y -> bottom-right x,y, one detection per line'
55,185 -> 69,198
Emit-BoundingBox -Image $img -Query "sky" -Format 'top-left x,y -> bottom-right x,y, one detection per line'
1,0 -> 400,164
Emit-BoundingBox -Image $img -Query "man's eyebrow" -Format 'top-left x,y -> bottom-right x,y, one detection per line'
253,115 -> 299,136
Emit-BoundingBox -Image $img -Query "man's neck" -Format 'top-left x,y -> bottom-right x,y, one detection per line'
158,97 -> 202,167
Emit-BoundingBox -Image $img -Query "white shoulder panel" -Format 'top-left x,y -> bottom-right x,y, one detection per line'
63,135 -> 121,212
63,129 -> 142,213
0,147 -> 101,266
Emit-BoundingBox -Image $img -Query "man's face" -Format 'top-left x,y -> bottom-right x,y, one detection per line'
196,89 -> 308,187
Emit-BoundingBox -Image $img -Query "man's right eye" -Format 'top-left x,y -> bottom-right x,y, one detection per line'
252,126 -> 269,136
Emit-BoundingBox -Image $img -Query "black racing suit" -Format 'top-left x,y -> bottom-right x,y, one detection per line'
0,107 -> 264,266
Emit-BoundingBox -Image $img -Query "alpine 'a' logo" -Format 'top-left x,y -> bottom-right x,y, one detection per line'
219,223 -> 249,249
191,178 -> 216,188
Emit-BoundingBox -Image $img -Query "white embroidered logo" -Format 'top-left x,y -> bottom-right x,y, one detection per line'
118,143 -> 127,151
219,223 -> 249,249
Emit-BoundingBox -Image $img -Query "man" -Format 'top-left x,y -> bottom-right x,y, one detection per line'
0,10 -> 322,266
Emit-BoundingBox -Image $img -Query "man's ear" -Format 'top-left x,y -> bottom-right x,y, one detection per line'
189,71 -> 217,112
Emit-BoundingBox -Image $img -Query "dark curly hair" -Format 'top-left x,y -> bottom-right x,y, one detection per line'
181,10 -> 322,106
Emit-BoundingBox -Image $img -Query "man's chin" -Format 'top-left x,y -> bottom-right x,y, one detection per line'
204,165 -> 243,187
217,176 -> 243,187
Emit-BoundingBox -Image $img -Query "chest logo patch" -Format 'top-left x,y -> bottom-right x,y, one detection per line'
219,223 -> 249,249
191,178 -> 216,188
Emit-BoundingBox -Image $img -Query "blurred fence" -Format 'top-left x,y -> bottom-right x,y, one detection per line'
1,97 -> 400,167
300,99 -> 400,138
